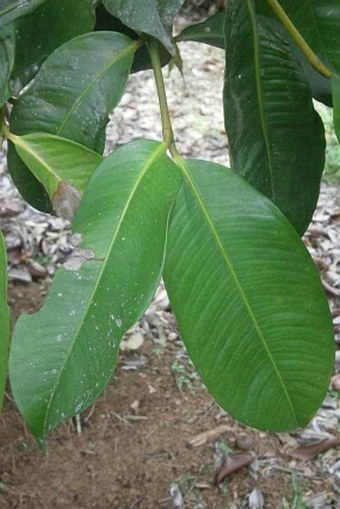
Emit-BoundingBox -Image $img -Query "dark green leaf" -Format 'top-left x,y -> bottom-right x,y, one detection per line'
224,0 -> 325,235
0,231 -> 10,411
8,31 -> 137,211
9,132 -> 103,219
102,0 -> 185,55
175,11 -> 225,48
0,24 -> 15,105
95,3 -> 171,72
10,0 -> 96,95
331,73 -> 340,143
9,139 -> 181,442
164,159 -> 334,432
0,0 -> 45,27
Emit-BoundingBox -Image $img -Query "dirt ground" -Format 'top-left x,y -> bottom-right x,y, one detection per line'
0,277 -> 339,509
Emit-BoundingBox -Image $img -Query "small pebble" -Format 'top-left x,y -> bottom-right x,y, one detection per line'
236,433 -> 253,450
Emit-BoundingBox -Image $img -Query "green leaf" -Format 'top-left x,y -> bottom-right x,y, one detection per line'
175,11 -> 225,48
224,0 -> 325,235
0,24 -> 15,106
9,139 -> 181,442
10,0 -> 96,95
102,0 -> 185,55
0,231 -> 10,412
94,4 -> 171,72
0,0 -> 45,26
9,132 -> 103,219
331,73 -> 340,143
268,0 -> 340,74
8,31 -> 137,211
164,159 -> 334,432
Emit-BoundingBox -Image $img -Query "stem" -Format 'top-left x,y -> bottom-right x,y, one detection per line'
267,0 -> 332,78
147,38 -> 180,160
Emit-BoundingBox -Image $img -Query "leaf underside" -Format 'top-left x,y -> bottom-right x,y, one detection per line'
9,139 -> 181,442
164,159 -> 334,432
224,0 -> 325,235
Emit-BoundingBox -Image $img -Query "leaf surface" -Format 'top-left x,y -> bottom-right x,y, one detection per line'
0,231 -> 9,411
10,132 -> 103,219
224,0 -> 325,235
331,73 -> 340,143
102,0 -> 185,55
8,31 -> 136,211
0,25 -> 15,106
164,159 -> 334,432
176,11 -> 225,48
0,0 -> 45,26
10,0 -> 95,95
9,139 -> 181,442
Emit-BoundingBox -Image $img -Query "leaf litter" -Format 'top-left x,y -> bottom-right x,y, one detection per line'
0,4 -> 340,508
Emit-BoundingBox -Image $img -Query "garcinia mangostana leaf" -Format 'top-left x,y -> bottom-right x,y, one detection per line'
102,0 -> 185,55
0,24 -> 14,106
9,139 -> 181,443
331,73 -> 340,143
8,31 -> 137,211
164,158 -> 334,432
224,0 -> 325,236
175,11 -> 225,48
264,0 -> 340,74
0,231 -> 9,412
9,132 -> 103,220
10,0 -> 95,95
0,0 -> 45,27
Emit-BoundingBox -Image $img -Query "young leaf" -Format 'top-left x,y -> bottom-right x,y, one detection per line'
0,231 -> 10,411
164,159 -> 334,432
8,31 -> 137,211
224,0 -> 325,235
10,0 -> 96,95
9,132 -> 103,219
102,0 -> 185,55
9,139 -> 181,442
331,73 -> 340,143
175,11 -> 225,49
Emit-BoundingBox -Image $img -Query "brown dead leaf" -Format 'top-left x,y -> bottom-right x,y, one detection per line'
52,182 -> 81,221
187,424 -> 230,448
215,452 -> 255,484
289,436 -> 340,461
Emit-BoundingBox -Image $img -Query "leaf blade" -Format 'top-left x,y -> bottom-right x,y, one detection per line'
9,139 -> 181,441
224,0 -> 325,235
175,11 -> 225,49
0,231 -> 10,411
164,159 -> 334,431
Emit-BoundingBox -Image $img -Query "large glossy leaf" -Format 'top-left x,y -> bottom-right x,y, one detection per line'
102,0 -> 185,55
10,0 -> 95,95
265,0 -> 340,74
0,231 -> 9,411
9,132 -> 103,219
175,11 -> 225,48
10,139 -> 181,442
8,31 -> 136,211
164,159 -> 334,432
0,24 -> 14,105
331,73 -> 340,143
224,0 -> 325,235
0,0 -> 45,27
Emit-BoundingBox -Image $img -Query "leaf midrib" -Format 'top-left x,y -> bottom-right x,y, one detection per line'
179,160 -> 296,422
43,142 -> 167,435
56,36 -> 137,137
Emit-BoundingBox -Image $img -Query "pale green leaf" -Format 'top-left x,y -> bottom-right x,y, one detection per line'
9,139 -> 181,442
10,132 -> 103,219
164,159 -> 334,432
331,73 -> 340,143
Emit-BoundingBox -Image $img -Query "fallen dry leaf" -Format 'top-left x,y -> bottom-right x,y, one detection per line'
215,452 -> 255,484
289,436 -> 340,461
